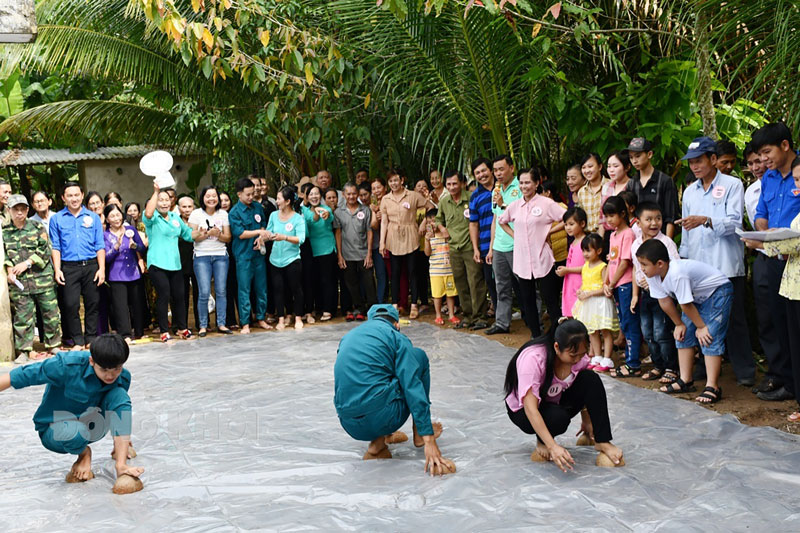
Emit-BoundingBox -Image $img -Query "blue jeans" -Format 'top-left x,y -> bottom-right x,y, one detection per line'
676,282 -> 733,356
639,291 -> 677,371
372,248 -> 387,304
193,254 -> 229,329
613,283 -> 642,368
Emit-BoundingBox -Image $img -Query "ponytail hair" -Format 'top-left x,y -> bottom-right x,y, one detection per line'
278,185 -> 303,213
503,319 -> 590,401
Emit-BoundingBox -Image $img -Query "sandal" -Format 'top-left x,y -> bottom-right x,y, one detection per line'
696,386 -> 722,404
29,351 -> 49,361
321,312 -> 332,322
659,370 -> 679,384
448,316 -> 461,326
610,364 -> 642,378
434,317 -> 444,325
409,305 -> 419,319
788,412 -> 800,423
660,378 -> 696,394
641,368 -> 664,381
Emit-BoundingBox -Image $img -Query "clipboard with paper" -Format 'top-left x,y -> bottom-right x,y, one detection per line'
736,227 -> 800,241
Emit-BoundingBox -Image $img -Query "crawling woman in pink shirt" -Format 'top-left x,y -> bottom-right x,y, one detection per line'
504,319 -> 624,470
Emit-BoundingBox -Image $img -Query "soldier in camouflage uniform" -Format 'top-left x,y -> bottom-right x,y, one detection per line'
3,194 -> 61,362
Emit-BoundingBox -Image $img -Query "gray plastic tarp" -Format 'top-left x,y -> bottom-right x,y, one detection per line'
1,323 -> 799,531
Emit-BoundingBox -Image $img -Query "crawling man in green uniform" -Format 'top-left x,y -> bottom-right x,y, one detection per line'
0,333 -> 144,490
334,304 -> 455,475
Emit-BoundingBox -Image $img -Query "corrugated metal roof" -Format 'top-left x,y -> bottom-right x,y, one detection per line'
0,145 -> 203,167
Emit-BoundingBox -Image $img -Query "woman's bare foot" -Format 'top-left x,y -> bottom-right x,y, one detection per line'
530,441 -> 550,462
240,325 -> 251,334
595,442 -> 624,465
385,431 -> 408,444
276,320 -> 286,331
257,320 -> 273,330
413,421 -> 443,447
294,318 -> 304,330
66,446 -> 94,482
304,313 -> 316,324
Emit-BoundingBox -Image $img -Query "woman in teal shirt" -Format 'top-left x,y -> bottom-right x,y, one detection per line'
303,186 -> 337,321
143,182 -> 198,341
268,185 -> 307,331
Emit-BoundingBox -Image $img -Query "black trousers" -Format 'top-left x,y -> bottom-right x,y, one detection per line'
507,370 -> 612,443
517,267 -> 562,337
300,240 -> 315,314
754,256 -> 793,385
312,252 -> 338,315
274,259 -> 303,317
482,259 -> 497,311
725,276 -> 755,381
782,300 -> 800,406
343,260 -> 377,313
61,260 -> 100,346
414,250 -> 430,305
108,279 -> 145,338
390,252 -> 417,305
149,266 -> 187,332
183,272 -> 199,330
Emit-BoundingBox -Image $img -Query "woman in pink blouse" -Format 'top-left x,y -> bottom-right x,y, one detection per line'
498,168 -> 567,337
504,319 -> 623,469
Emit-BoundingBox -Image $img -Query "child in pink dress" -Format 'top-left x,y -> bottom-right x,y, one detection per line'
556,207 -> 587,319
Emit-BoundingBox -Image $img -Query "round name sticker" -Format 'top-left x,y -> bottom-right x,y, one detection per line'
82,215 -> 93,227
125,229 -> 135,238
547,384 -> 562,397
793,189 -> 800,197
402,201 -> 411,210
172,220 -> 180,228
285,223 -> 294,232
254,214 -> 262,223
463,207 -> 470,218
532,206 -> 543,217
608,247 -> 619,260
356,211 -> 366,220
511,189 -> 519,197
712,186 -> 725,199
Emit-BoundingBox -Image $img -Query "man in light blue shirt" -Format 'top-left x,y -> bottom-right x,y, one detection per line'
677,136 -> 754,386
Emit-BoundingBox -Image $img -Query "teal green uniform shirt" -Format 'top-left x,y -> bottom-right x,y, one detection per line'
492,177 -> 521,252
229,200 -> 267,260
302,205 -> 337,257
143,210 -> 193,270
9,351 -> 132,434
333,319 -> 434,436
267,211 -> 306,268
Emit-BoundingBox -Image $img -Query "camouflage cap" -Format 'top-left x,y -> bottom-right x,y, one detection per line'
7,194 -> 28,208
627,137 -> 653,153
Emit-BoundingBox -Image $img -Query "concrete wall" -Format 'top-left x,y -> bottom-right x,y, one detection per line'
79,156 -> 212,205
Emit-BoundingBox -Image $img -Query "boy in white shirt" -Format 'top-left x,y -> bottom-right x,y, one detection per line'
635,239 -> 733,404
630,202 -> 681,383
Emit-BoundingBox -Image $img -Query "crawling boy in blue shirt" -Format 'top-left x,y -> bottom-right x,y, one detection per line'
0,333 -> 143,489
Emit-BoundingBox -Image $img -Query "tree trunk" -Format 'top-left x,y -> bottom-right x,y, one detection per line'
696,5 -> 718,139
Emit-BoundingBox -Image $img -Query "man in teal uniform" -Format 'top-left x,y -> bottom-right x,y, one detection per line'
334,304 -> 451,474
229,177 -> 271,334
0,334 -> 143,486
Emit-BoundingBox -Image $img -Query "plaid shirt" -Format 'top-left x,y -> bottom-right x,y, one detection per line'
576,178 -> 609,233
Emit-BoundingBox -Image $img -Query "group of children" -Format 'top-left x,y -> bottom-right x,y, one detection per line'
559,192 -> 733,404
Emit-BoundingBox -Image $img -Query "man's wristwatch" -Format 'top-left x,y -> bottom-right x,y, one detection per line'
703,217 -> 712,228
25,259 -> 32,269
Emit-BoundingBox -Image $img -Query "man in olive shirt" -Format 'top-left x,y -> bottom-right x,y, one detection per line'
436,171 -> 488,329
